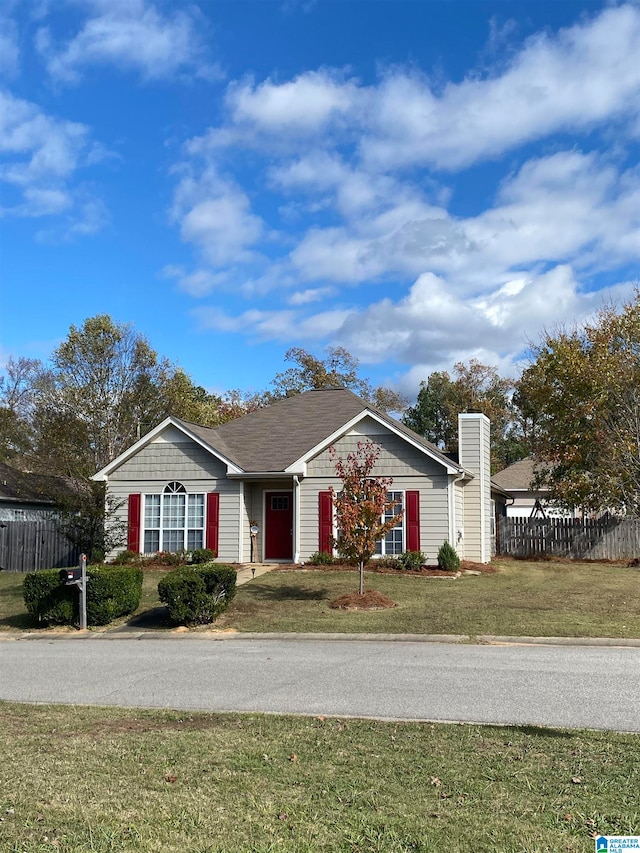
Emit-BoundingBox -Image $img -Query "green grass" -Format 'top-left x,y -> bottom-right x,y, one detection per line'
218,560 -> 640,638
2,559 -> 639,638
0,702 -> 638,853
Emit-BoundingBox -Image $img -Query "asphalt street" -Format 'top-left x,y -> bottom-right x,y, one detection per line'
1,637 -> 639,731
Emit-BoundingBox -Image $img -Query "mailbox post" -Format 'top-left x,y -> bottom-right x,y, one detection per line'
59,554 -> 87,629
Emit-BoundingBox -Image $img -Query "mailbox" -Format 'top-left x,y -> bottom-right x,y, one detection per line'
59,567 -> 83,584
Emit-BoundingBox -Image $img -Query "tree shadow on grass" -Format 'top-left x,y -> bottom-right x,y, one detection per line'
246,584 -> 330,602
114,606 -> 173,631
0,612 -> 39,631
483,723 -> 574,739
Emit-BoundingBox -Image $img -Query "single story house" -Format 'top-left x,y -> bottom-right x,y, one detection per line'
0,461 -> 78,522
94,387 -> 495,564
0,461 -> 81,572
491,456 -> 577,518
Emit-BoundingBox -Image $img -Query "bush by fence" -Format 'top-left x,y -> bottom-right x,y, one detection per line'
497,516 -> 640,560
23,565 -> 143,626
158,564 -> 236,626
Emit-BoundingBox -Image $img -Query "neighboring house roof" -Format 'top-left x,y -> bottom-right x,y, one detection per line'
0,461 -> 79,506
492,457 -> 544,493
95,387 -> 464,478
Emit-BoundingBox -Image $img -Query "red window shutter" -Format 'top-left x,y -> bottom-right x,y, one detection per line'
127,494 -> 141,552
406,490 -> 420,552
319,491 -> 333,554
206,492 -> 220,556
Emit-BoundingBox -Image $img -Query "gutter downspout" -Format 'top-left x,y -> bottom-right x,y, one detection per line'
450,471 -> 466,556
293,475 -> 301,564
238,481 -> 245,563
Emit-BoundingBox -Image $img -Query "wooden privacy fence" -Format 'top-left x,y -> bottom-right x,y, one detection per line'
0,520 -> 79,573
497,516 -> 640,560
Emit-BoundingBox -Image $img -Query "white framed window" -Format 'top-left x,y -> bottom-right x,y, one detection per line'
375,491 -> 405,556
143,482 -> 205,554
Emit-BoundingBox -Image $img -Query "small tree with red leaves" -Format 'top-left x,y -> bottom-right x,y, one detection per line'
330,440 -> 404,595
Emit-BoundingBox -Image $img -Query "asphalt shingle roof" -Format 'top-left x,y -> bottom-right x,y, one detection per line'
0,461 -> 79,505
173,387 -> 457,473
491,456 -> 542,491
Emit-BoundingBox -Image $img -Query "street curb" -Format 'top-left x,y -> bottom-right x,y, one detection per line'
476,635 -> 640,648
2,631 -> 640,647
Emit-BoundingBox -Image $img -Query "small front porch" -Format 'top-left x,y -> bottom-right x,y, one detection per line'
236,475 -> 302,563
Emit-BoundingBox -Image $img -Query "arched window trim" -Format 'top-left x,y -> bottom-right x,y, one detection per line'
143,483 -> 204,554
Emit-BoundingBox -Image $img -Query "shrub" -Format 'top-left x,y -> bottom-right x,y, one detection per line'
86,565 -> 143,625
437,541 -> 460,571
110,550 -> 144,566
23,571 -> 76,625
307,551 -> 336,565
148,550 -> 187,566
23,565 -> 143,627
397,550 -> 426,571
158,564 -> 237,626
190,548 -> 217,564
371,556 -> 401,569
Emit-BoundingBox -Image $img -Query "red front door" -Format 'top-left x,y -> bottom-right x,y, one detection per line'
264,492 -> 293,560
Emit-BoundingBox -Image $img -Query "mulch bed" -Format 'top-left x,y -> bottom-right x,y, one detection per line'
275,560 -> 497,576
329,590 -> 397,610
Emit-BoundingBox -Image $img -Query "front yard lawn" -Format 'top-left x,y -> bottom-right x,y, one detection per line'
0,702 -> 638,852
1,559 -> 639,639
217,559 -> 640,638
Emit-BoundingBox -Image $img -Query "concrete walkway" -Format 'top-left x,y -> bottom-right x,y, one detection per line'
234,563 -> 277,585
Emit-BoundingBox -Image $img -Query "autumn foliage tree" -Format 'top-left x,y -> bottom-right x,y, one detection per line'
402,359 -> 525,472
330,441 -> 404,595
272,346 -> 407,413
518,290 -> 640,515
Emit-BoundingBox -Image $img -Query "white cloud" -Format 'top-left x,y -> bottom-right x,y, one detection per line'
35,195 -> 109,242
163,266 -> 231,298
0,90 -> 107,237
226,70 -> 359,134
0,90 -> 89,185
168,3 -> 639,393
193,305 -> 349,342
284,150 -> 638,291
171,166 -> 265,267
287,287 -> 335,306
335,267 -> 636,368
191,4 -> 640,171
362,3 -> 640,170
0,14 -> 20,78
38,0 -> 215,84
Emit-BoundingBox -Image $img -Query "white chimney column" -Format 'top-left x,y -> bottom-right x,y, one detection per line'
458,413 -> 491,563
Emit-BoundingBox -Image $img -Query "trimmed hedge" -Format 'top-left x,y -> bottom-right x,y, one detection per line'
158,564 -> 236,626
23,571 -> 76,625
23,565 -> 143,627
87,566 -> 143,625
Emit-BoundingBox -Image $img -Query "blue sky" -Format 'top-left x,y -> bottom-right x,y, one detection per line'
1,0 -> 639,399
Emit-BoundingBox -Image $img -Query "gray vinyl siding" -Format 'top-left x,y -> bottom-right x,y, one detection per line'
458,415 -> 491,562
299,476 -> 337,560
109,439 -> 227,481
307,429 -> 444,478
302,427 -> 450,563
105,434 -> 240,562
298,474 -> 450,565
